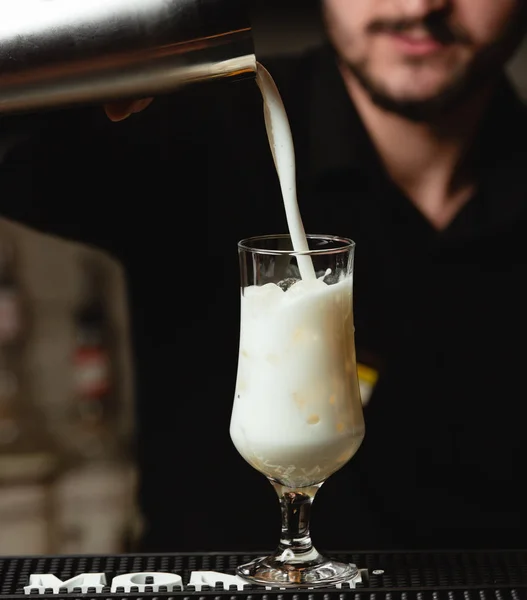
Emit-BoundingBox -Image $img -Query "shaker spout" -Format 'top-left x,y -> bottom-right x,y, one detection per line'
0,0 -> 256,114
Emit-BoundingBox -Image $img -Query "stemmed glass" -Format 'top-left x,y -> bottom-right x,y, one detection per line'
230,234 -> 365,588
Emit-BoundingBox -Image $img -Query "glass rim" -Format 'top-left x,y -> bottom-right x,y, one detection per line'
238,234 -> 355,256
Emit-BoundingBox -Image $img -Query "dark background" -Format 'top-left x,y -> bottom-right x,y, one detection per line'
250,1 -> 324,57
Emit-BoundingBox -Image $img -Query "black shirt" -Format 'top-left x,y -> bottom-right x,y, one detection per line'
1,44 -> 527,553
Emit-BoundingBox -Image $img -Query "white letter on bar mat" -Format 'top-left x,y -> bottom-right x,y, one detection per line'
111,572 -> 183,592
189,571 -> 247,590
25,573 -> 106,594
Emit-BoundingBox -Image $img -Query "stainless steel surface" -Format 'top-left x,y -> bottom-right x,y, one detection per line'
0,0 -> 256,114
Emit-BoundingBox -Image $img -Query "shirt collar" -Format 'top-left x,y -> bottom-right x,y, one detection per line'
470,76 -> 527,232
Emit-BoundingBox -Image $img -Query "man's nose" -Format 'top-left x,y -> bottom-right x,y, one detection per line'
393,0 -> 450,19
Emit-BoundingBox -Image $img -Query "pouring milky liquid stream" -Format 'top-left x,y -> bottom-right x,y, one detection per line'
255,64 -> 316,281
230,64 -> 364,490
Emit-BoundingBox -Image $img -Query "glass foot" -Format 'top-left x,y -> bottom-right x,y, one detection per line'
237,548 -> 359,588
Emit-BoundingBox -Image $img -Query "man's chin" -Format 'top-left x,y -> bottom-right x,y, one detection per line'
367,92 -> 455,122
381,79 -> 455,105
347,63 -> 479,122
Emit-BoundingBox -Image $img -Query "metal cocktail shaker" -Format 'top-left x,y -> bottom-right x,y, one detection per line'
0,0 -> 256,114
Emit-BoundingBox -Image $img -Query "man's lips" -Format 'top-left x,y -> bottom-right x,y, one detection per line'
381,32 -> 447,56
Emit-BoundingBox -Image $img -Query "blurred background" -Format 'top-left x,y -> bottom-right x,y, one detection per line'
1,1 -> 527,557
0,217 -> 138,557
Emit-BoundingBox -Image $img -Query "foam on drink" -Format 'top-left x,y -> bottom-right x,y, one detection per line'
229,64 -> 364,489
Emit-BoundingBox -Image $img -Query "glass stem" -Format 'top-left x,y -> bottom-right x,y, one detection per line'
271,481 -> 322,560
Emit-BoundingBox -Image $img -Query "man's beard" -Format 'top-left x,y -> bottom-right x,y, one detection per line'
343,55 -> 491,123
